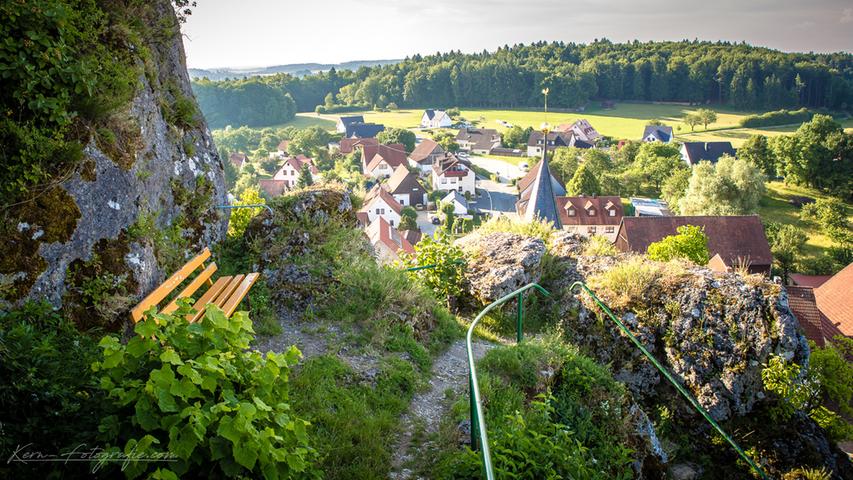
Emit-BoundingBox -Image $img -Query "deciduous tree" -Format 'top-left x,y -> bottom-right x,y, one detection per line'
647,225 -> 710,265
678,155 -> 766,215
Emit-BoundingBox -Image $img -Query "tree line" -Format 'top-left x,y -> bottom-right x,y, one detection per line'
192,40 -> 853,129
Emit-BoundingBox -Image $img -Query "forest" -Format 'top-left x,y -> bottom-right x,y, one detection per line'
192,39 -> 853,128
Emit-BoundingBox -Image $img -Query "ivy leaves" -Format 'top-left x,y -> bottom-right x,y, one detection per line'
93,304 -> 319,479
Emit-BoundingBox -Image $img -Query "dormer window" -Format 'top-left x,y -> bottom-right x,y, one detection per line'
567,207 -> 575,216
587,208 -> 595,216
609,209 -> 615,216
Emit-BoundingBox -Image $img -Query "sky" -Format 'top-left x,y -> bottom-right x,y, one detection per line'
182,0 -> 853,69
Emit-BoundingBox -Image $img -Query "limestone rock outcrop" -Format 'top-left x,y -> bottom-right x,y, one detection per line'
455,232 -> 546,304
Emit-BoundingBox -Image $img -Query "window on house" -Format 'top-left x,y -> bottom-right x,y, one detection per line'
567,208 -> 575,216
441,177 -> 447,184
605,226 -> 615,233
390,220 -> 394,226
588,209 -> 596,216
400,198 -> 406,205
588,226 -> 597,233
609,209 -> 615,217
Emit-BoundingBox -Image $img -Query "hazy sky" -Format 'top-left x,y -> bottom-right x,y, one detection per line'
182,0 -> 853,69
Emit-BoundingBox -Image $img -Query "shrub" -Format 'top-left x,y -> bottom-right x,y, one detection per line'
739,108 -> 813,128
584,235 -> 617,256
810,337 -> 853,416
647,224 -> 710,265
401,232 -> 467,304
761,355 -> 819,421
93,304 -> 318,479
587,256 -> 670,308
478,216 -> 555,244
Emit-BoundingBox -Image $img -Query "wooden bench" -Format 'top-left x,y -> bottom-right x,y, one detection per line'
130,248 -> 259,323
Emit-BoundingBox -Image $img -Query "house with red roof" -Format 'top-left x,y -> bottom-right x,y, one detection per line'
257,155 -> 320,197
365,216 -> 415,264
557,196 -> 624,241
359,184 -> 404,227
408,139 -> 445,175
615,215 -> 773,275
229,152 -> 248,170
785,263 -> 852,346
553,119 -> 601,143
362,143 -> 407,178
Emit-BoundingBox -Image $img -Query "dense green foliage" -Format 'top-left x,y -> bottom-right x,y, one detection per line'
377,127 -> 417,152
764,221 -> 807,278
0,0 -> 144,199
431,338 -> 634,479
770,115 -> 853,199
227,187 -> 266,237
0,302 -> 105,478
401,233 -> 467,302
193,78 -> 297,128
801,198 -> 852,245
647,225 -> 710,265
678,155 -> 766,215
810,337 -> 853,420
739,108 -> 814,128
565,163 -> 601,196
93,304 -> 318,479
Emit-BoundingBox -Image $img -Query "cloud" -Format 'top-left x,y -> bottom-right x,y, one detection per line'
842,7 -> 853,23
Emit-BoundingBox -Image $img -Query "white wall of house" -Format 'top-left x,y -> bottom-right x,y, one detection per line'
393,191 -> 426,208
432,170 -> 475,196
366,160 -> 394,179
363,197 -> 401,226
561,225 -> 619,242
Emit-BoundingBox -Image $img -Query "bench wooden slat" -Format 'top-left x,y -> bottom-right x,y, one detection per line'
161,262 -> 218,315
190,274 -> 244,322
221,272 -> 260,317
130,248 -> 211,322
187,276 -> 232,322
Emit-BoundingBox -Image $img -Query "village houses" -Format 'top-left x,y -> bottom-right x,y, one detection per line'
641,125 -> 674,143
386,165 -> 427,208
408,139 -> 445,175
258,155 -> 320,197
554,119 -> 602,143
455,128 -> 501,154
420,109 -> 452,128
358,184 -> 404,227
365,216 -> 415,264
680,141 -> 737,166
432,153 -> 476,195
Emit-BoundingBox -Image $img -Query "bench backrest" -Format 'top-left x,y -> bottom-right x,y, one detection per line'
129,248 -> 217,322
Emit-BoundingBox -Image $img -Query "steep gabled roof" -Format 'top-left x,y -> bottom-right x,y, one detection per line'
642,125 -> 673,142
517,160 -> 566,197
364,143 -> 407,171
409,139 -> 443,163
616,215 -> 773,267
557,196 -> 623,226
682,142 -> 736,166
455,128 -> 500,151
442,189 -> 467,207
423,109 -> 435,120
339,137 -> 378,154
519,152 -> 561,228
366,216 -> 415,255
432,153 -> 470,177
361,184 -> 404,215
387,165 -> 425,195
787,285 -> 842,347
281,155 -> 319,175
814,262 -> 853,337
346,122 -> 385,138
229,152 -> 248,169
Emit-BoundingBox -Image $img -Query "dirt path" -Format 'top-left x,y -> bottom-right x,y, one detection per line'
390,339 -> 495,480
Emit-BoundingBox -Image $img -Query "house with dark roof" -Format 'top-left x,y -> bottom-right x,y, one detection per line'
680,142 -> 737,166
386,165 -> 427,208
516,160 -> 566,216
614,215 -> 773,274
408,139 -> 445,174
362,143 -> 407,177
516,154 -> 562,228
557,196 -> 623,241
526,131 -> 592,157
229,152 -> 248,170
553,119 -> 601,143
421,109 -> 452,128
432,153 -> 476,195
642,125 -> 674,143
788,273 -> 832,288
337,137 -> 378,155
442,190 -> 469,216
365,216 -> 415,264
346,122 -> 385,139
359,184 -> 404,227
336,115 -> 365,133
455,128 -> 501,154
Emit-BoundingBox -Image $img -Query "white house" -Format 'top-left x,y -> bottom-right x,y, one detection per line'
364,154 -> 399,179
272,155 -> 320,185
641,126 -> 673,143
441,190 -> 469,216
554,119 -> 601,143
421,109 -> 452,128
365,216 -> 415,264
386,165 -> 427,208
359,184 -> 403,227
408,139 -> 445,175
432,154 -> 476,196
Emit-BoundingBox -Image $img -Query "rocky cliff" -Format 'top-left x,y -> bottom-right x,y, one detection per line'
1,0 -> 227,329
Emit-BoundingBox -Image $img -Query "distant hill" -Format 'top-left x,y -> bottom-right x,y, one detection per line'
188,59 -> 402,80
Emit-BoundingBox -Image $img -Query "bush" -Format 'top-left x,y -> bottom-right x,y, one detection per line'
93,304 -> 318,479
739,108 -> 813,128
401,233 -> 467,303
0,302 -> 105,478
584,235 -> 617,256
478,216 -> 555,244
647,225 -> 710,265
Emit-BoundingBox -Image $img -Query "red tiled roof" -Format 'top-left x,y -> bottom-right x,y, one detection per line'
282,155 -> 319,175
339,137 -> 378,154
557,196 -> 623,227
788,273 -> 833,288
229,152 -> 248,169
258,179 -> 288,197
367,216 -> 414,255
786,286 -> 841,347
615,216 -> 773,270
361,184 -> 403,215
363,143 -> 407,171
432,153 -> 470,177
814,262 -> 853,337
277,140 -> 289,152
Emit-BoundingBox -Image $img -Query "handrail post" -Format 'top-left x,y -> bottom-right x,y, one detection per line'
516,291 -> 524,343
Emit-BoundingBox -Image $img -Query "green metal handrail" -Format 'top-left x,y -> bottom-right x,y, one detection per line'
465,282 -> 550,480
569,281 -> 768,479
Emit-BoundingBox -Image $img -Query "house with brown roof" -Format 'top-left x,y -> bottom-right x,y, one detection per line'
257,155 -> 320,197
813,262 -> 853,340
229,152 -> 248,170
359,184 -> 404,227
788,273 -> 833,288
408,139 -> 445,174
432,153 -> 476,195
553,119 -> 601,143
386,165 -> 427,208
366,216 -> 415,264
337,137 -> 378,155
275,140 -> 290,157
557,196 -> 624,241
362,143 -> 407,177
786,285 -> 843,347
455,128 -> 501,154
615,215 -> 773,274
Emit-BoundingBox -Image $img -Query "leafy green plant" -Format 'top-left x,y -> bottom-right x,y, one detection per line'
584,235 -> 617,256
228,187 -> 266,237
400,232 -> 466,304
478,215 -> 555,244
647,224 -> 710,265
761,355 -> 819,421
93,304 -> 319,479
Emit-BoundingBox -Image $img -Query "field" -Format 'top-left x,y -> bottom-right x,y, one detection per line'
274,114 -> 336,130
758,181 -> 852,257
